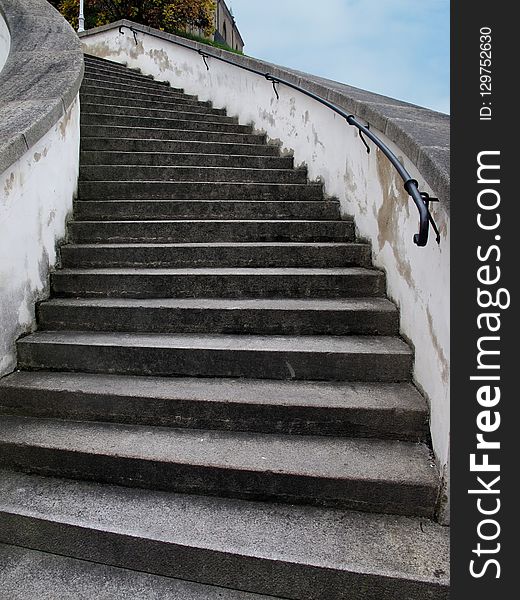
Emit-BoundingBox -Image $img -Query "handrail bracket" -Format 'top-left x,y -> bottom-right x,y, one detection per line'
420,192 -> 442,245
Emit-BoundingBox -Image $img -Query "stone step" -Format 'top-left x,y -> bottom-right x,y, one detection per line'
73,200 -> 341,221
80,83 -> 197,103
0,416 -> 436,514
80,87 -> 207,107
84,63 -> 153,78
82,72 -> 181,93
81,124 -> 266,145
80,151 -> 294,170
50,267 -> 386,299
0,470 -> 450,599
84,54 -> 136,71
80,136 -> 280,156
59,242 -> 369,269
81,91 -> 215,111
16,331 -> 412,382
81,112 -> 252,134
83,66 -> 177,88
81,76 -> 188,97
81,103 -> 237,123
0,544 -> 278,600
68,220 -> 353,243
79,165 -> 307,184
0,371 -> 427,439
37,296 -> 394,335
78,181 -> 324,200
82,65 -> 173,84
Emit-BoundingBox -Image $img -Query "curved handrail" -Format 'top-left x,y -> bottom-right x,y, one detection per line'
117,24 -> 439,247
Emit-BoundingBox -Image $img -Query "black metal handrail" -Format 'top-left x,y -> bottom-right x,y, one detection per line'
117,24 -> 440,247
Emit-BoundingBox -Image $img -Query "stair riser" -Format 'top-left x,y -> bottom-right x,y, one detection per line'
81,93 -> 219,112
82,77 -> 185,96
68,222 -> 353,243
81,105 -> 237,124
17,341 -> 412,383
81,125 -> 265,145
80,152 -> 294,170
78,181 -> 323,201
50,273 -> 385,299
0,512 -> 448,600
83,69 -> 176,88
80,138 -> 279,156
84,58 -> 140,73
0,385 -> 422,440
80,85 -> 197,103
81,113 -> 250,134
81,88 -> 205,107
79,166 -> 307,184
59,245 -> 368,269
37,303 -> 394,336
0,441 -> 431,515
81,113 -> 253,134
73,201 -> 340,221
82,75 -> 179,95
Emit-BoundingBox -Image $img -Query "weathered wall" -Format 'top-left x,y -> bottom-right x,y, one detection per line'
0,0 -> 83,377
81,21 -> 450,520
0,100 -> 80,375
0,9 -> 10,71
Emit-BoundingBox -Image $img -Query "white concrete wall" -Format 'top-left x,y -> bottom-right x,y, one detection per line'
0,98 -> 80,376
82,28 -> 450,517
0,10 -> 10,71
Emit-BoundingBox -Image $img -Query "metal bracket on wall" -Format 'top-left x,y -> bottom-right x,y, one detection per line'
358,122 -> 371,154
119,25 -> 138,45
198,49 -> 210,70
421,192 -> 441,244
265,74 -> 280,100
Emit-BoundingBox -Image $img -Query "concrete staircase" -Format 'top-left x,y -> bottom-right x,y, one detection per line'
0,54 -> 449,599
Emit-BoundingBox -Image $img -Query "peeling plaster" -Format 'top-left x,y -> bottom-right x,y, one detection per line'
258,108 -> 276,128
376,149 -> 414,289
149,47 -> 171,72
0,98 -> 80,377
3,172 -> 15,198
33,147 -> 48,163
426,307 -> 450,386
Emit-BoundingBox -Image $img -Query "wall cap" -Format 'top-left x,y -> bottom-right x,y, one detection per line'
0,0 -> 84,174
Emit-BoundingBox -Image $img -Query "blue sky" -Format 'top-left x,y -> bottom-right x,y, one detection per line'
228,0 -> 450,114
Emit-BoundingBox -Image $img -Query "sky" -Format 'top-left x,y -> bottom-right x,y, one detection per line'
228,0 -> 450,114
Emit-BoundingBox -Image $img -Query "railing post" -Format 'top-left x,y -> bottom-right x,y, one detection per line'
78,0 -> 85,33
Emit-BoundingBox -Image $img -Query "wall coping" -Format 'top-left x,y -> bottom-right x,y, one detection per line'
0,0 -> 84,174
80,19 -> 449,209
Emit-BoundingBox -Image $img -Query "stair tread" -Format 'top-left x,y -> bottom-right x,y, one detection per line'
63,242 -> 361,248
0,371 -> 424,413
75,199 -> 338,203
81,137 -> 276,149
39,296 -> 395,311
0,469 -> 449,586
72,219 -> 343,223
54,266 -> 379,275
0,415 -> 434,487
81,166 -> 299,173
0,544 -> 276,600
18,330 -> 411,355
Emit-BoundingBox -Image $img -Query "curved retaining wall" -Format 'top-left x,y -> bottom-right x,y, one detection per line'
0,0 -> 84,376
81,20 -> 450,521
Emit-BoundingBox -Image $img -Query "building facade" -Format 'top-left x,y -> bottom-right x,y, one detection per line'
213,0 -> 244,52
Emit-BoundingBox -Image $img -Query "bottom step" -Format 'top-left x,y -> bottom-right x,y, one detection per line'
0,543 -> 278,599
0,470 -> 450,600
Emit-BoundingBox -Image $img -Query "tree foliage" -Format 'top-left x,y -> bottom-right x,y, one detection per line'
48,0 -> 216,37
